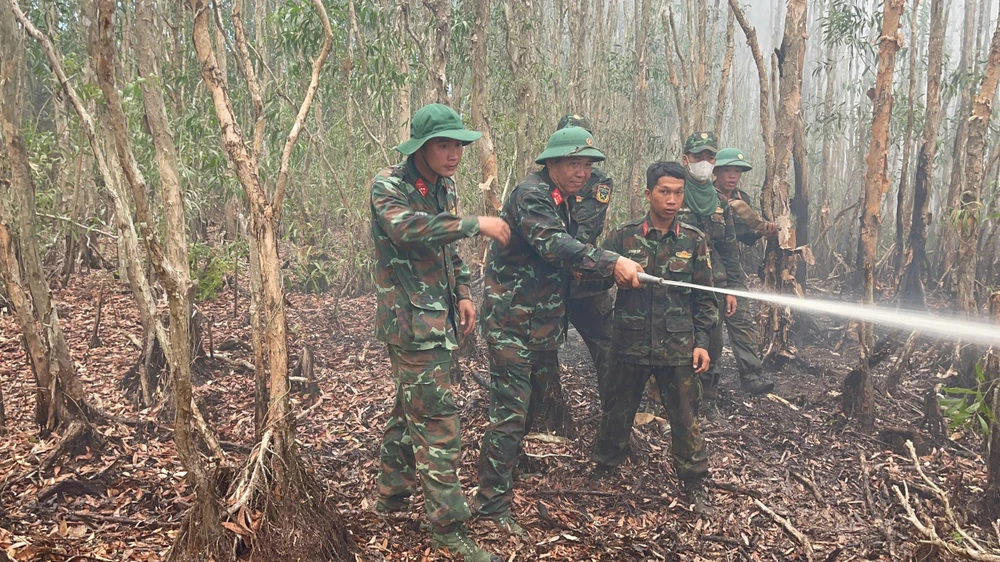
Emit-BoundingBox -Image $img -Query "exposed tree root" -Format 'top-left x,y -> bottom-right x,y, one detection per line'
39,419 -> 99,473
893,440 -> 1000,562
171,431 -> 352,561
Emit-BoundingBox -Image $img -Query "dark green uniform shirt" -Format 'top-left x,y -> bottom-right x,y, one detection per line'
482,169 -> 620,351
602,216 -> 718,366
568,167 -> 613,299
370,158 -> 479,351
675,178 -> 746,290
723,188 -> 764,247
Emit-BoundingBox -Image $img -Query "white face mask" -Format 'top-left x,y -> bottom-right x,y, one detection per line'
687,160 -> 714,183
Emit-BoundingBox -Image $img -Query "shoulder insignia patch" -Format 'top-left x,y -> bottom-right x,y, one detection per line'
415,179 -> 429,197
551,188 -> 564,205
596,184 -> 611,204
676,250 -> 692,259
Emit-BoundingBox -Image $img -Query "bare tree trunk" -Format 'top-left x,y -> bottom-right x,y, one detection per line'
628,0 -> 651,219
472,0 -> 501,214
92,0 -> 225,552
189,0 -> 350,557
664,6 -> 690,136
792,113 -> 809,291
424,0 -> 450,105
567,0 -> 586,111
894,0 -> 922,285
900,0 -> 946,308
847,0 -> 905,433
505,0 -> 538,179
752,0 -> 804,365
714,9 -> 735,132
939,0 -> 978,289
1,0 -> 101,462
985,292 -> 1000,518
393,0 -> 411,144
728,0 -> 774,208
956,17 -> 1000,316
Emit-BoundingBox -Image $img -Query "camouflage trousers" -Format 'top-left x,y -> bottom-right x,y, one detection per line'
594,361 -> 708,481
701,295 -> 763,395
567,291 -> 613,397
475,345 -> 559,516
377,345 -> 472,532
701,299 -> 725,398
724,295 -> 764,381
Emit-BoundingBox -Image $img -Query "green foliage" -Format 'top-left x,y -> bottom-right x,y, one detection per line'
940,361 -> 996,441
188,241 -> 242,302
285,244 -> 338,294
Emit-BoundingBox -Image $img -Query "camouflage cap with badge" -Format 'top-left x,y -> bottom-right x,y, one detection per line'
683,131 -> 719,155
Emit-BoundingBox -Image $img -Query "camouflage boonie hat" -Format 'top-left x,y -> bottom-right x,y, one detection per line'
396,103 -> 482,155
557,113 -> 593,133
684,131 -> 719,155
714,147 -> 752,171
535,127 -> 606,164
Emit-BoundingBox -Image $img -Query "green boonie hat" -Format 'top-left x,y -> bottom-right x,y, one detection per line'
684,131 -> 719,155
535,127 -> 606,164
714,147 -> 753,170
395,103 -> 482,155
557,113 -> 593,133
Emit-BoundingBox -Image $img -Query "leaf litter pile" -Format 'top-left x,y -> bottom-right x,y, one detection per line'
0,270 -> 994,561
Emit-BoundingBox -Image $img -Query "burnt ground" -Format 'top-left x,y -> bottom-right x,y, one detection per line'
0,270 -> 995,561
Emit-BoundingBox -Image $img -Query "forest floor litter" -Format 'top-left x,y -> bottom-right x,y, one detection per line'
0,270 -> 993,561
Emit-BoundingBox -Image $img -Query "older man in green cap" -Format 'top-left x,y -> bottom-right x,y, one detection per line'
712,148 -> 776,395
371,102 -> 509,562
672,132 -> 746,416
556,114 -> 615,400
476,127 -> 644,535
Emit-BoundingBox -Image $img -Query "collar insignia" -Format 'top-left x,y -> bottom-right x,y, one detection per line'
551,188 -> 564,205
415,179 -> 429,197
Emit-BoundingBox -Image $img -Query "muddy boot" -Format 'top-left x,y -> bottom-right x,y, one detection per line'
740,371 -> 774,396
431,527 -> 502,562
702,398 -> 723,424
682,479 -> 716,516
375,495 -> 409,513
486,511 -> 527,537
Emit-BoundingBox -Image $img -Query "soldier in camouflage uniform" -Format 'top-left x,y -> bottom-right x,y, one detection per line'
556,114 -> 614,397
476,127 -> 644,535
371,103 -> 509,562
673,132 -> 746,409
592,161 -> 718,515
713,148 -> 775,395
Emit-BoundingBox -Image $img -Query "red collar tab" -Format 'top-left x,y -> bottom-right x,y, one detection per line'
551,188 -> 564,206
641,221 -> 649,237
415,179 -> 429,196
674,221 -> 681,236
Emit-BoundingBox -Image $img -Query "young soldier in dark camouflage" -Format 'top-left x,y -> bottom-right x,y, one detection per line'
476,127 -> 644,535
713,148 -> 776,395
674,132 -> 745,416
557,114 -> 614,397
592,161 -> 718,515
371,103 -> 509,562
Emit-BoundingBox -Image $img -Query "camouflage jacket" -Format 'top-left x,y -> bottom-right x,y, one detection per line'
602,216 -> 718,366
675,179 -> 746,290
370,158 -> 479,351
720,188 -> 763,247
482,169 -> 620,351
569,166 -> 614,300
